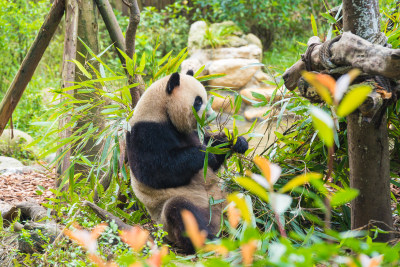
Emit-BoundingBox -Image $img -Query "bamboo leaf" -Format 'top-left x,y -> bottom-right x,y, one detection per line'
302,71 -> 333,105
196,73 -> 226,82
227,193 -> 251,222
336,85 -> 372,117
234,177 -> 269,203
194,65 -> 205,77
71,59 -> 92,79
280,173 -> 323,193
311,14 -> 318,36
309,107 -> 334,148
330,188 -> 359,207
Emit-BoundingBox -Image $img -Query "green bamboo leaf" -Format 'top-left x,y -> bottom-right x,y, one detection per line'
227,193 -> 251,222
158,51 -> 172,66
280,173 -> 322,193
311,14 -> 318,36
234,177 -> 269,203
330,188 -> 359,207
194,65 -> 205,77
196,73 -> 226,82
309,107 -> 334,148
321,13 -> 337,24
336,85 -> 372,117
71,59 -> 92,79
138,52 -> 146,72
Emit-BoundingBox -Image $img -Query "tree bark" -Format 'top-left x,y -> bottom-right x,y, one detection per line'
74,0 -> 104,173
124,0 -> 143,107
282,33 -> 400,91
94,0 -> 126,64
0,0 -> 65,136
343,0 -> 393,240
57,0 -> 79,186
83,201 -> 133,230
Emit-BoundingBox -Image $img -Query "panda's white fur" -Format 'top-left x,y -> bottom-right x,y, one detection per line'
126,71 -> 248,253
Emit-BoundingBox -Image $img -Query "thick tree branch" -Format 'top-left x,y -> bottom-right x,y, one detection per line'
94,0 -> 126,64
283,32 -> 400,91
125,0 -> 140,59
0,0 -> 65,136
95,0 -> 144,107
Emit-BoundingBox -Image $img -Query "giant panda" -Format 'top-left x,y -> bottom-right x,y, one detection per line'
126,70 -> 248,253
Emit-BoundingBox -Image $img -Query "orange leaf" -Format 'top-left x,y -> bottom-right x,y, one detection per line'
146,246 -> 169,267
181,209 -> 207,249
203,244 -> 229,257
91,223 -> 108,240
227,204 -> 241,229
64,223 -> 107,253
88,253 -> 118,267
120,226 -> 149,251
315,73 -> 336,95
254,156 -> 271,183
241,240 -> 258,266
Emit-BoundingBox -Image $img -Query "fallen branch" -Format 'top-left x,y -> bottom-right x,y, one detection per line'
16,202 -> 48,222
0,0 -> 65,136
0,203 -> 18,227
283,32 -> 400,91
83,201 -> 132,230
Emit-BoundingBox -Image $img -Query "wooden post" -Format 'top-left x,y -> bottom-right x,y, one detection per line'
343,0 -> 393,240
0,0 -> 65,136
57,0 -> 79,186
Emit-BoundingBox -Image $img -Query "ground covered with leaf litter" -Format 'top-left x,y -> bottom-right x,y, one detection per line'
0,169 -> 55,204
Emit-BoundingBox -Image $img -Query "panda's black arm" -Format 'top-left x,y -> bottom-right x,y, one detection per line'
203,132 -> 249,171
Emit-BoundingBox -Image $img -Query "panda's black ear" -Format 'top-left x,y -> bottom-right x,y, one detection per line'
186,69 -> 194,76
166,72 -> 180,94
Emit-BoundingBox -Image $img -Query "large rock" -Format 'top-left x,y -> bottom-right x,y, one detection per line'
181,50 -> 210,75
188,21 -> 207,51
209,21 -> 243,36
208,59 -> 260,88
244,107 -> 273,122
0,156 -> 24,171
244,34 -> 263,49
210,92 -> 240,114
223,36 -> 248,47
240,87 -> 282,105
0,129 -> 34,147
254,70 -> 273,83
211,45 -> 262,61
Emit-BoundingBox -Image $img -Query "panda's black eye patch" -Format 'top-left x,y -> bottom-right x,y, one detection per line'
193,96 -> 203,112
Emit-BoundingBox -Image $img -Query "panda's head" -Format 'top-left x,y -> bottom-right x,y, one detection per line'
131,70 -> 208,134
165,70 -> 208,133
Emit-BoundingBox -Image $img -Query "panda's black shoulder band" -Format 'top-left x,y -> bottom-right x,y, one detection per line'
167,72 -> 180,94
186,69 -> 194,76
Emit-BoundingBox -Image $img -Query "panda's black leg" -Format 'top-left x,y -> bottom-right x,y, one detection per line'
164,197 -> 215,254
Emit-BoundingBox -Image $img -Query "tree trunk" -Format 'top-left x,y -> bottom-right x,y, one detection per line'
343,0 -> 393,240
74,0 -> 104,173
57,0 -> 79,187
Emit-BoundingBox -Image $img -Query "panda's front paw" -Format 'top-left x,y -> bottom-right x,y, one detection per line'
232,136 -> 248,154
